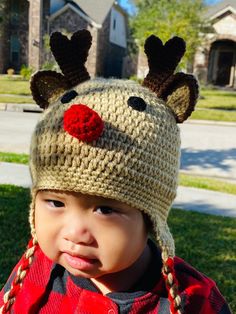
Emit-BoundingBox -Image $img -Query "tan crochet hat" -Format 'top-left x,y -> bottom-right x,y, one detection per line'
29,30 -> 198,259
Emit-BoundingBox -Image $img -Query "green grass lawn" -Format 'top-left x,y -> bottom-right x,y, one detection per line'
199,89 -> 236,110
190,88 -> 236,122
0,75 -> 31,95
169,208 -> 236,312
191,108 -> 236,122
0,95 -> 34,104
0,152 -> 29,164
179,173 -> 236,195
0,184 -> 235,311
0,185 -> 31,288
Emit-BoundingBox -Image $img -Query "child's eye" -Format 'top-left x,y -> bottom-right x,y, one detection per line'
95,206 -> 115,215
46,199 -> 65,208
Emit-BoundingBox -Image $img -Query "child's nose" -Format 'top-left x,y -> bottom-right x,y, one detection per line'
63,216 -> 94,245
63,104 -> 104,142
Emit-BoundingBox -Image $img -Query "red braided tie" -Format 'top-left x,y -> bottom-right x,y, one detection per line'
166,257 -> 174,270
27,238 -> 34,249
2,303 -> 10,313
163,257 -> 181,314
20,256 -> 31,271
1,238 -> 38,313
8,283 -> 21,299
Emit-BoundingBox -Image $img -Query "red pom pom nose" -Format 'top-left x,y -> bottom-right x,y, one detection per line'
63,104 -> 104,142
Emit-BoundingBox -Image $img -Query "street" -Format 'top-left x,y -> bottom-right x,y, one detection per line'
0,111 -> 236,181
0,111 -> 40,154
179,121 -> 236,181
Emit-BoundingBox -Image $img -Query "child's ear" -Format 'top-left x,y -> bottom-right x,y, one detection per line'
162,72 -> 199,123
30,70 -> 69,109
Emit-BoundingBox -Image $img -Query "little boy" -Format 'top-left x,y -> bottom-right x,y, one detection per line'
0,30 -> 231,314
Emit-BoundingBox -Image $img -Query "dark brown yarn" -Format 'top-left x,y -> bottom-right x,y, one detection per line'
142,34 -> 199,123
50,29 -> 92,87
143,35 -> 186,95
30,71 -> 69,109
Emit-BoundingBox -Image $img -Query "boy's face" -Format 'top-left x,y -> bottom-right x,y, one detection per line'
35,190 -> 148,280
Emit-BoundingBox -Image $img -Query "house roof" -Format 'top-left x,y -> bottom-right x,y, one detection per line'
206,0 -> 236,19
71,0 -> 115,25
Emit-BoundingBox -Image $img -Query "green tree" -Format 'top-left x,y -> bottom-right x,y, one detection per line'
0,0 -> 7,22
130,0 -> 207,69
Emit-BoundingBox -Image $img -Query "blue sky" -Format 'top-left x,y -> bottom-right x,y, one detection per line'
119,0 -> 222,14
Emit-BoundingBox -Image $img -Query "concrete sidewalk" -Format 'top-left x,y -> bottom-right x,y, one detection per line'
0,162 -> 235,218
174,186 -> 236,217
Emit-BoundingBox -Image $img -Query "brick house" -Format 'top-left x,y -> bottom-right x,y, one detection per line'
0,0 -> 128,78
193,0 -> 236,88
136,0 -> 236,88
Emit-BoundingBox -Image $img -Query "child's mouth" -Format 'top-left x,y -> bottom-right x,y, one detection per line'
63,252 -> 97,271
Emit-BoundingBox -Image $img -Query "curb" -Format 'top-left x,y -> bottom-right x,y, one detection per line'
0,103 -> 42,113
185,119 -> 236,127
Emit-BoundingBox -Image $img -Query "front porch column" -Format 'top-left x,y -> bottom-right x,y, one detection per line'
28,0 -> 42,71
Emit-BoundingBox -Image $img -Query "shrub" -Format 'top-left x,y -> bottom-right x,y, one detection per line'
20,65 -> 34,80
41,61 -> 58,71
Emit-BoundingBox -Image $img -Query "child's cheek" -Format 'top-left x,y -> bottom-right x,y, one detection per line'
34,205 -> 62,261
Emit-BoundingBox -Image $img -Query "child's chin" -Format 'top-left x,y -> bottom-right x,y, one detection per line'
61,262 -> 101,279
68,268 -> 94,278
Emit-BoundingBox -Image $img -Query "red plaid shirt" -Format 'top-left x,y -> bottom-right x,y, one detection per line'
0,242 -> 231,314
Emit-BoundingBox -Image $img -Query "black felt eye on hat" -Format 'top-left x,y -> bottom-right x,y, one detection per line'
61,90 -> 78,104
128,96 -> 147,112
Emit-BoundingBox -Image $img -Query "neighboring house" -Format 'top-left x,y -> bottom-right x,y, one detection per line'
0,0 -> 30,75
136,0 -> 236,88
193,0 -> 236,88
0,0 -> 128,78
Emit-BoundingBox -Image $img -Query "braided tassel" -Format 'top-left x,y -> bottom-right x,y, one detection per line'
0,237 -> 38,313
162,251 -> 183,314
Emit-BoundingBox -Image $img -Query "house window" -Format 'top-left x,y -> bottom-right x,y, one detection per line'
113,18 -> 116,30
10,35 -> 20,64
10,0 -> 19,26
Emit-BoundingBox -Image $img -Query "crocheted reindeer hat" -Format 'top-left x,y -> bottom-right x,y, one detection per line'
29,30 -> 198,251
1,30 -> 198,314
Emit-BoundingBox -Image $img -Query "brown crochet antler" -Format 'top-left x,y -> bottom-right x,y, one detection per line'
31,29 -> 92,109
143,34 -> 199,123
143,35 -> 186,97
50,29 -> 92,87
